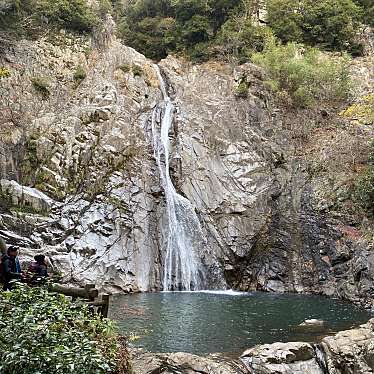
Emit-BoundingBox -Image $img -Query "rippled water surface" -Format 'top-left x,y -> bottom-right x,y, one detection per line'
110,291 -> 370,355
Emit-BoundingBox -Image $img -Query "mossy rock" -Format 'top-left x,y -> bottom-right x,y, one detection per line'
30,77 -> 50,99
0,67 -> 10,79
340,94 -> 374,125
73,65 -> 86,86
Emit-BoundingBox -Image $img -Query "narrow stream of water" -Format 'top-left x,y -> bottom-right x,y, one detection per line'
110,292 -> 370,355
151,65 -> 206,291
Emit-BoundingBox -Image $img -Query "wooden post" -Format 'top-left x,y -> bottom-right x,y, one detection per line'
84,284 -> 96,301
101,294 -> 110,318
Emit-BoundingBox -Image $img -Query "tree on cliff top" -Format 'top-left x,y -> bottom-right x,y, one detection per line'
266,0 -> 363,52
0,0 -> 104,36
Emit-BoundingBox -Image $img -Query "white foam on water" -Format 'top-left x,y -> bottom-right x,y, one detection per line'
161,289 -> 251,296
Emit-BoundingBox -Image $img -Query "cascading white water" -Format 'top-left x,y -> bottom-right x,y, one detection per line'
151,65 -> 205,291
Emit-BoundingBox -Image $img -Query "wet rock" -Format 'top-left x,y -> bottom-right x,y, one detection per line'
240,319 -> 374,374
240,342 -> 323,374
298,319 -> 327,332
321,319 -> 374,374
131,350 -> 247,374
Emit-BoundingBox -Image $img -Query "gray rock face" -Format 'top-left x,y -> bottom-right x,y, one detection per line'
0,26 -> 373,303
0,179 -> 53,213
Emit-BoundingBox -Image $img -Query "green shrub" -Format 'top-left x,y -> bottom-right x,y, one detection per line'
83,46 -> 92,58
252,39 -> 352,107
0,0 -> 99,34
354,0 -> 374,26
0,284 -> 124,374
119,64 -> 131,73
30,76 -> 50,99
235,77 -> 249,98
73,65 -> 87,85
217,18 -> 273,62
0,67 -> 11,79
132,64 -> 143,77
355,141 -> 374,216
35,0 -> 98,32
355,167 -> 374,216
266,0 -> 363,52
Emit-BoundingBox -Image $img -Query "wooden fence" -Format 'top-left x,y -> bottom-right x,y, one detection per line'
50,283 -> 110,318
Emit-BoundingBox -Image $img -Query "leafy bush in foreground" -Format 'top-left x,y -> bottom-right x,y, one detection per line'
0,284 -> 122,374
252,40 -> 352,107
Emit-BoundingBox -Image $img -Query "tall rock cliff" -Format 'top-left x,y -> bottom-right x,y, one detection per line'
0,23 -> 373,305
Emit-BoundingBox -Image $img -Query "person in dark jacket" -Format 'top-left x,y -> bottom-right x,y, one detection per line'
2,245 -> 22,291
27,254 -> 48,284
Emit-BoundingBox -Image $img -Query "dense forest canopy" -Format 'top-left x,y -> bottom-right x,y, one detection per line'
1,0 -> 372,60
114,0 -> 372,61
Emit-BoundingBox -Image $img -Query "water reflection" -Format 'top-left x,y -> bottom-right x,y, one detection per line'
110,291 -> 370,355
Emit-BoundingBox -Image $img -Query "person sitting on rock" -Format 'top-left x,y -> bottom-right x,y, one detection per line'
1,245 -> 22,291
27,254 -> 49,284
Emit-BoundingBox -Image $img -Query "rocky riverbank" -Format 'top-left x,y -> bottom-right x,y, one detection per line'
130,319 -> 374,374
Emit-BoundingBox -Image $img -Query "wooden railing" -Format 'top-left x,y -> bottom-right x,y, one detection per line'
50,283 -> 110,318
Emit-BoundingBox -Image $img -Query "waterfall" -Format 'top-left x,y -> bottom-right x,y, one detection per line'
151,65 -> 205,291
313,344 -> 329,374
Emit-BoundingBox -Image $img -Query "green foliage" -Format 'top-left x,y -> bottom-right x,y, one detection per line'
252,39 -> 352,107
0,284 -> 120,374
266,0 -> 363,52
119,64 -> 131,73
340,94 -> 374,125
355,141 -> 374,216
217,17 -> 273,62
73,65 -> 87,85
354,0 -> 374,26
35,0 -> 98,32
132,64 -> 143,77
235,76 -> 249,97
97,0 -> 113,18
116,0 -> 242,61
0,0 -> 101,35
0,67 -> 11,79
30,76 -> 50,99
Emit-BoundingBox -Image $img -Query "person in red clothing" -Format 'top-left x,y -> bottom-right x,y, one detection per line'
27,254 -> 49,285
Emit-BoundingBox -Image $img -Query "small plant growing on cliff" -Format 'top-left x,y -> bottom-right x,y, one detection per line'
30,76 -> 50,99
132,64 -> 143,77
235,76 -> 249,98
0,67 -> 10,79
355,141 -> 374,216
73,65 -> 87,86
119,64 -> 131,73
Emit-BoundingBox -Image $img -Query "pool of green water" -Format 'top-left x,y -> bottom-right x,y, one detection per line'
109,291 -> 370,355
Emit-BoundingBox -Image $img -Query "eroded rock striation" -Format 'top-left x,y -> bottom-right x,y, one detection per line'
0,23 -> 373,304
